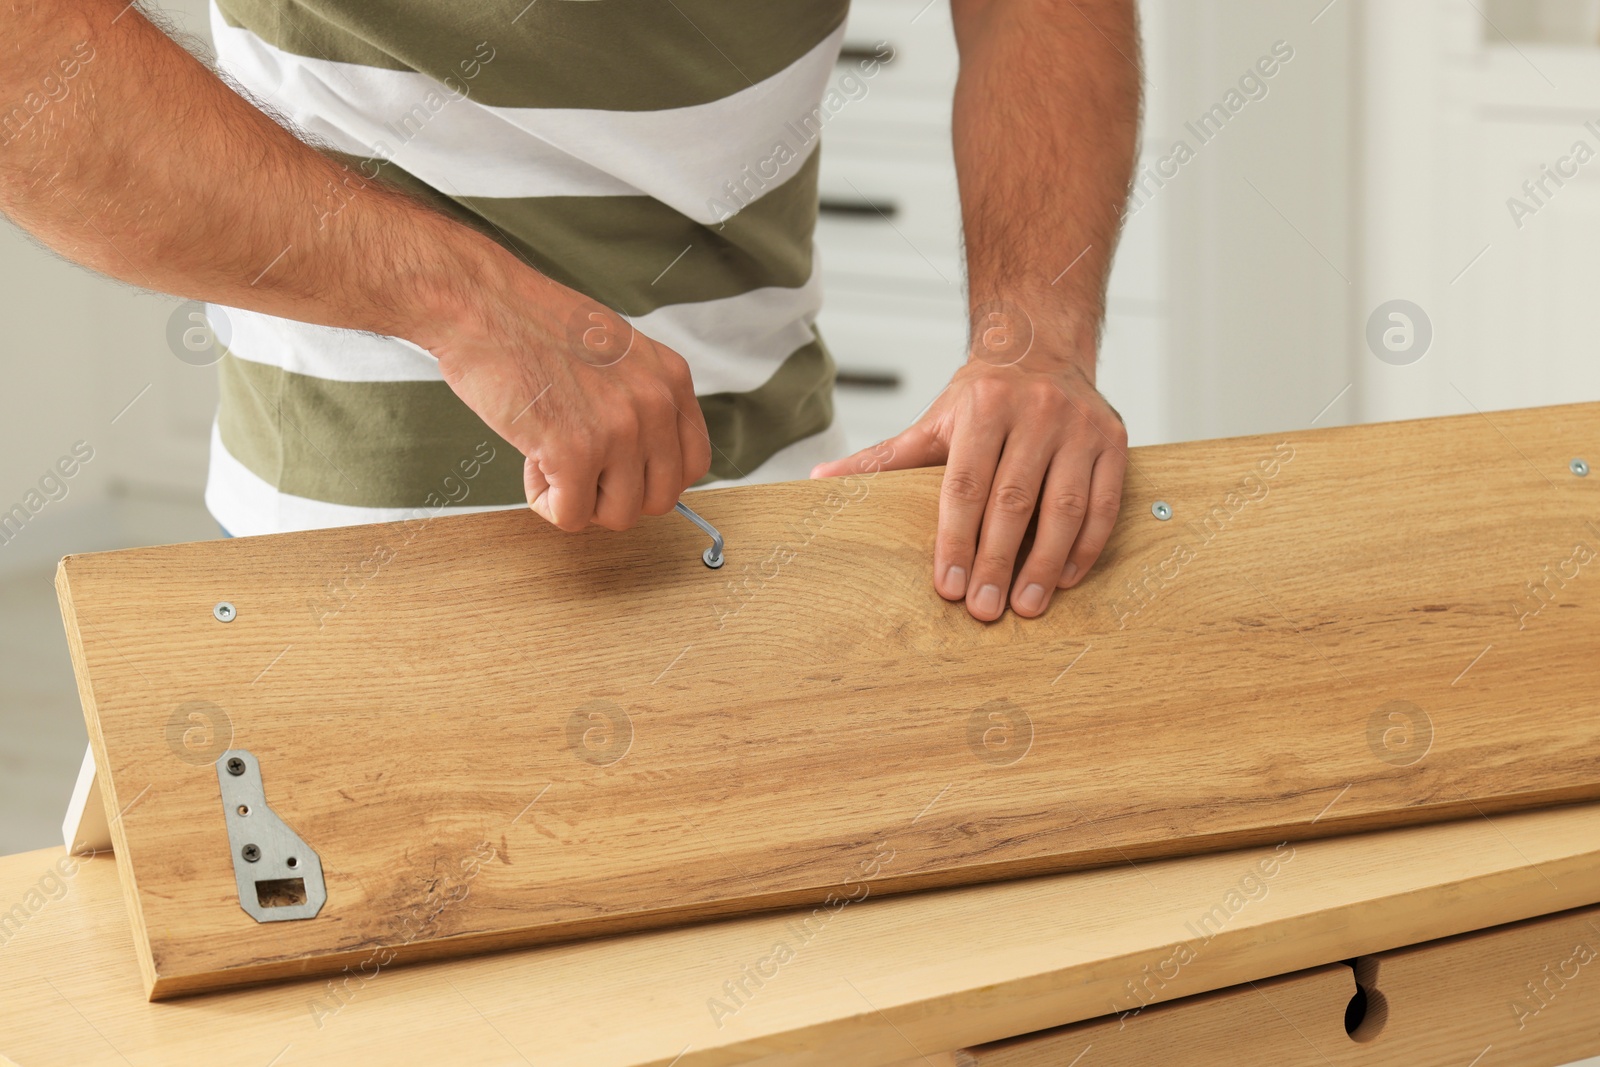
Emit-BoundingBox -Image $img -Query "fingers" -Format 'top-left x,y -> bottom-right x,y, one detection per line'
525,450 -> 599,532
811,421 -> 944,479
964,435 -> 1056,622
653,350 -> 711,491
1059,445 -> 1127,589
593,458 -> 646,531
641,449 -> 682,518
677,399 -> 713,488
934,415 -> 1007,605
1008,447 -> 1095,617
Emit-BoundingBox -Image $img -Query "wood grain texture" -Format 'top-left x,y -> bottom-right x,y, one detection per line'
955,903 -> 1600,1066
5,805 -> 1600,1066
55,402 -> 1600,997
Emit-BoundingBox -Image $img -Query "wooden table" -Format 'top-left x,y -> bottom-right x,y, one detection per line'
6,802 -> 1600,1066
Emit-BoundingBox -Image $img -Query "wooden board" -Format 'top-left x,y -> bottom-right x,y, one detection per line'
55,402 -> 1600,998
949,903 -> 1600,1066
6,804 -> 1600,1066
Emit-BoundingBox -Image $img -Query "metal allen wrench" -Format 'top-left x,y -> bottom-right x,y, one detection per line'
674,500 -> 725,569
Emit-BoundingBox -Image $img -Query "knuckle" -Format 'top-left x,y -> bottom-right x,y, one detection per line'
975,548 -> 1016,574
1103,418 -> 1129,450
936,531 -> 976,562
605,410 -> 641,446
991,483 -> 1036,517
942,471 -> 988,506
553,439 -> 602,473
1025,553 -> 1068,578
1091,488 -> 1123,517
1043,487 -> 1090,522
669,355 -> 695,389
966,378 -> 1008,413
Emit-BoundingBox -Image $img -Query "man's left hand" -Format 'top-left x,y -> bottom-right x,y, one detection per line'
812,327 -> 1127,622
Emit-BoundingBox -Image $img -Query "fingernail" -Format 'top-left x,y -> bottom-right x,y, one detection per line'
944,565 -> 967,595
973,583 -> 1002,618
1060,562 -> 1080,587
1017,583 -> 1047,614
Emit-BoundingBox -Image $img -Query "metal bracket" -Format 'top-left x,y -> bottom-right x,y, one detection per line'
215,749 -> 327,923
674,501 -> 725,569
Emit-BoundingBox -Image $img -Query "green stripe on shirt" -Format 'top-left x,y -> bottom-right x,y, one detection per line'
218,338 -> 835,506
216,0 -> 849,111
348,148 -> 821,315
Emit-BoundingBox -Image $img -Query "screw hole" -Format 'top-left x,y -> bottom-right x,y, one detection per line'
287,856 -> 298,868
236,804 -> 250,816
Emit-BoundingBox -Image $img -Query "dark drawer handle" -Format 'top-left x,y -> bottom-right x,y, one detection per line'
835,368 -> 903,389
820,196 -> 900,219
838,43 -> 896,66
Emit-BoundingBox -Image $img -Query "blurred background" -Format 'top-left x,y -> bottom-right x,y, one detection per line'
5,0 -> 1600,855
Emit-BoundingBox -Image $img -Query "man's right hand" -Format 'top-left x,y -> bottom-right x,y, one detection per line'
419,275 -> 712,533
0,0 -> 708,536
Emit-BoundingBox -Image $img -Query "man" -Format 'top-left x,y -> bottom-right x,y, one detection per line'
0,0 -> 1137,621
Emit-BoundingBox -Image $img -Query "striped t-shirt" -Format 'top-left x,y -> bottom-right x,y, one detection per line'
204,0 -> 855,535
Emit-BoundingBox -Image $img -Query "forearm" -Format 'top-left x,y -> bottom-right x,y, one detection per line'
0,0 -> 511,346
949,0 -> 1140,377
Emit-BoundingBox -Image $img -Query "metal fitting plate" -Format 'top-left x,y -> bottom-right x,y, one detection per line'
214,749 -> 327,923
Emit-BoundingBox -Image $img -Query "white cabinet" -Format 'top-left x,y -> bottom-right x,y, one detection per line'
815,0 -> 967,455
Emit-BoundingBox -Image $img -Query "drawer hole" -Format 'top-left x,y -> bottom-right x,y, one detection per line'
820,196 -> 899,219
835,368 -> 903,390
1343,957 -> 1388,1042
838,43 -> 895,66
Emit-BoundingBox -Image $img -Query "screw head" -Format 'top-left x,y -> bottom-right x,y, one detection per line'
213,601 -> 237,623
1152,501 -> 1173,521
702,547 -> 725,569
241,844 -> 260,863
1572,458 -> 1590,478
225,757 -> 246,776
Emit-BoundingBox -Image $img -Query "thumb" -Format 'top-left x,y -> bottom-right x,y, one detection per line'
810,421 -> 946,478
